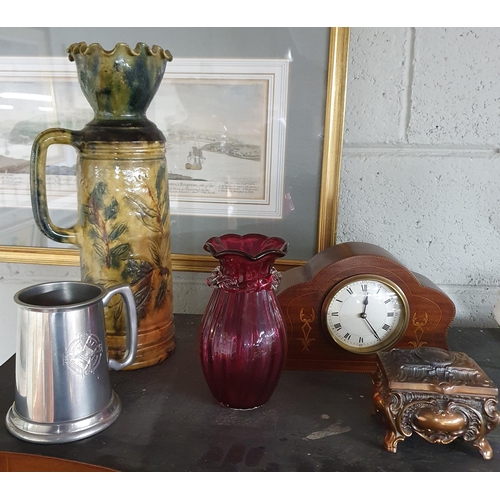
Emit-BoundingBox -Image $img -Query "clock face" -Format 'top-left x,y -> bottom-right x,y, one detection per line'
322,274 -> 409,354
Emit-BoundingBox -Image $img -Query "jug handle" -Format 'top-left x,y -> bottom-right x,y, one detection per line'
30,128 -> 82,246
102,285 -> 138,370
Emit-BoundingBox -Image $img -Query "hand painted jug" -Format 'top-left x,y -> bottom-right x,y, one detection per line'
199,233 -> 289,409
30,42 -> 175,369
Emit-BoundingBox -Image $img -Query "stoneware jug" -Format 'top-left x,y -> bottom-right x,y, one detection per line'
5,281 -> 138,444
30,42 -> 175,369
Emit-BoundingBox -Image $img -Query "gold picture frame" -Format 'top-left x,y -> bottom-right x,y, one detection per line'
0,27 -> 349,273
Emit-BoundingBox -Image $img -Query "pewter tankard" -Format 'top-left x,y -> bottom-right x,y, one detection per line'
6,281 -> 138,443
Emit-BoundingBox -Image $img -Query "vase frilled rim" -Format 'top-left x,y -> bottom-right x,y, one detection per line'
67,42 -> 173,62
203,233 -> 289,261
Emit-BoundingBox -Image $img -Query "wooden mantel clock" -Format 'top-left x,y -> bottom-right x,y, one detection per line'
276,242 -> 456,372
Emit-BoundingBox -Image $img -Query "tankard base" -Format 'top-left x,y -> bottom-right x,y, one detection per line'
5,390 -> 122,444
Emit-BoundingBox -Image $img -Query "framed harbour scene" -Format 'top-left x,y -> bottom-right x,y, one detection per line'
0,27 -> 349,270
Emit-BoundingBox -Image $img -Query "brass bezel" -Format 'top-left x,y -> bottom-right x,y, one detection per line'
321,273 -> 410,355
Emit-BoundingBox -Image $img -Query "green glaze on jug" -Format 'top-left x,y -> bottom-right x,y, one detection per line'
30,42 -> 175,369
67,42 -> 172,120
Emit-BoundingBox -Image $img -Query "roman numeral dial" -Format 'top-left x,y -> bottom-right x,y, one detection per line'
322,275 -> 409,354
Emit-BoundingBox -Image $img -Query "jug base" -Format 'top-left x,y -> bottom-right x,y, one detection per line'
5,390 -> 121,444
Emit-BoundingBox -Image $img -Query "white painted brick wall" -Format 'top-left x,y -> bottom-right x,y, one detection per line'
409,28 -> 500,145
338,27 -> 500,329
344,27 -> 409,144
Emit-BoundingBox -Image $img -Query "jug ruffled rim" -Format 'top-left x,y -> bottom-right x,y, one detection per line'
67,42 -> 173,62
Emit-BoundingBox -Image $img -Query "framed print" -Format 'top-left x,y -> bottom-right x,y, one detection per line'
0,57 -> 288,219
148,57 -> 288,219
0,27 -> 349,272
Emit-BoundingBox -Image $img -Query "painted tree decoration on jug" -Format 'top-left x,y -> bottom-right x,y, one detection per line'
82,162 -> 170,316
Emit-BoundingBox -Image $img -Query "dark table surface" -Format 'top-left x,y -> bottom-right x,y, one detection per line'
1,314 -> 500,472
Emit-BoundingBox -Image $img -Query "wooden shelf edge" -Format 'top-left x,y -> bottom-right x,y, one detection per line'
0,247 -> 305,273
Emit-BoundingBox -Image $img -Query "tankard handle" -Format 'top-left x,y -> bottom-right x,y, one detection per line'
30,128 -> 82,245
102,285 -> 138,370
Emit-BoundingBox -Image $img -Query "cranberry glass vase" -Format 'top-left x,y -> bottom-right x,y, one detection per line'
199,233 -> 289,409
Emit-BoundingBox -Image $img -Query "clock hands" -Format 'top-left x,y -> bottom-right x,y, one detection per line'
364,317 -> 381,341
361,294 -> 368,316
324,277 -> 406,354
360,294 -> 381,341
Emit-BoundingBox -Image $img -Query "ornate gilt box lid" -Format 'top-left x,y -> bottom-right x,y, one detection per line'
376,347 -> 498,397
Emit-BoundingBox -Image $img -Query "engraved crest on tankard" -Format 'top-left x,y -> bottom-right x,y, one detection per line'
64,332 -> 104,377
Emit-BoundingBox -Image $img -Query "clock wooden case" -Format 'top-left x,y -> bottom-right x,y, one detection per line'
276,242 -> 456,372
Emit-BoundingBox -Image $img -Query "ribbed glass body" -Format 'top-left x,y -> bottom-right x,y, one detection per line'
198,234 -> 288,409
